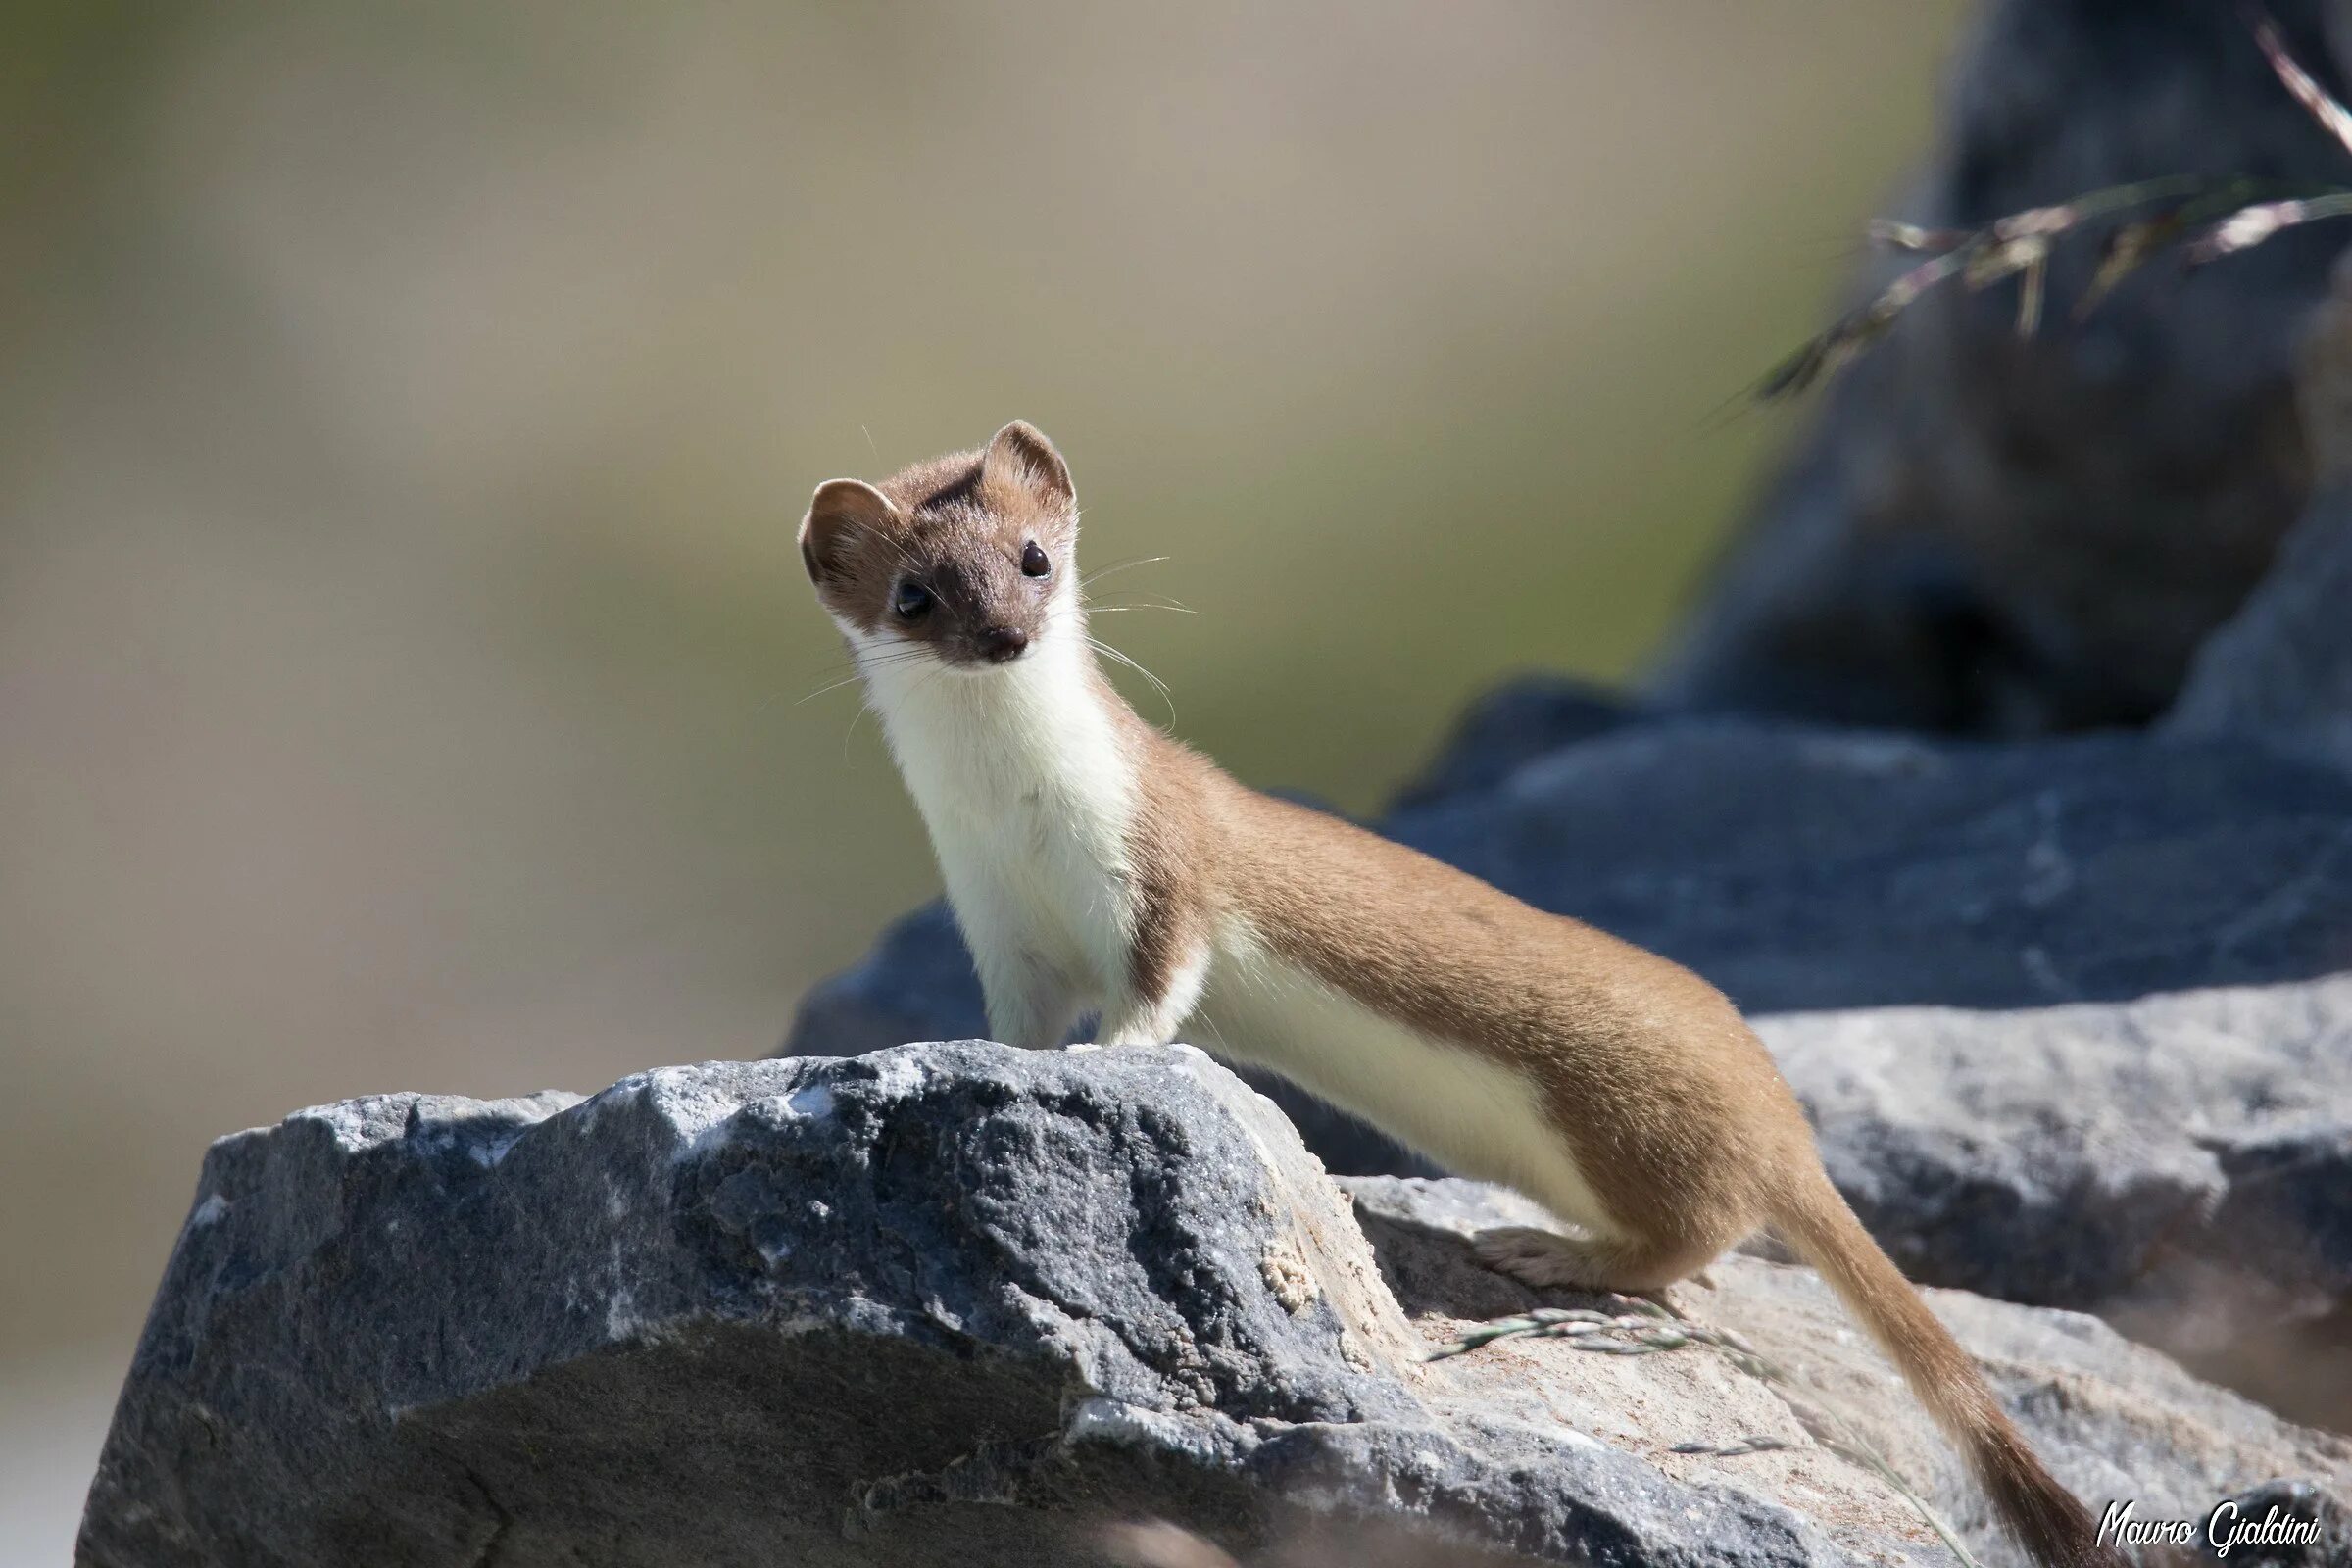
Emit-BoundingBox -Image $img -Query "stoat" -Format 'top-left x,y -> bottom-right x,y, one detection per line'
800,421 -> 2121,1568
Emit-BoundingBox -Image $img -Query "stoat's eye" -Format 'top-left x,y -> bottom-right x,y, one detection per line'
1020,541 -> 1051,577
892,580 -> 932,620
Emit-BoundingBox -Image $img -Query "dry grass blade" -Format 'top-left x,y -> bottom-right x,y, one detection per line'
2075,212 -> 2188,318
1758,186 -> 2206,400
2187,191 -> 2352,264
1670,1435 -> 1794,1457
1755,6 -> 2352,402
1866,219 -> 1967,254
1753,247 -> 1974,400
2016,256 -> 2046,337
2248,1 -> 2352,159
1962,234 -> 2044,288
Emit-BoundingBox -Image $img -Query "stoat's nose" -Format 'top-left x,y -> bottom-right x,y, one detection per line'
979,625 -> 1029,662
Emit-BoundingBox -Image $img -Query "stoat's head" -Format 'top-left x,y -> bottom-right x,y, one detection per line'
800,420 -> 1078,670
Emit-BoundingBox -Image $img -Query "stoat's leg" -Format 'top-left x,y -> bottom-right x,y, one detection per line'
1473,1227 -> 1721,1295
1095,993 -> 1186,1048
974,946 -> 1083,1051
1093,945 -> 1211,1048
985,984 -> 1082,1051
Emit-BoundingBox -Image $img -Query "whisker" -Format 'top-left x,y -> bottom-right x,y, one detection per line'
796,672 -> 871,705
1087,634 -> 1176,725
795,645 -> 938,707
1087,599 -> 1200,616
806,645 -> 926,674
800,647 -> 930,683
1081,556 -> 1171,591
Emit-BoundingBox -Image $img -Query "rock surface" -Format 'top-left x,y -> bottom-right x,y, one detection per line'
1352,1179 -> 2352,1568
77,1048 -> 2352,1568
1759,979 -> 2352,1314
1758,979 -> 2352,1435
1382,723 -> 2352,1013
1648,0 -> 2352,735
2169,243 -> 2352,774
2169,484 -> 2352,773
1386,676 -> 1638,810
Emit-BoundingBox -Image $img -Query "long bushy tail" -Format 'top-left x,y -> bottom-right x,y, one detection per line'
1769,1172 -> 2127,1568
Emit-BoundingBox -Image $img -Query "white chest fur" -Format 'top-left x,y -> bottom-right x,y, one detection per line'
851,619 -> 1144,1045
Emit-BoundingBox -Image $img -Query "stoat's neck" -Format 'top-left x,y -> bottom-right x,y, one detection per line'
856,616 -> 1140,859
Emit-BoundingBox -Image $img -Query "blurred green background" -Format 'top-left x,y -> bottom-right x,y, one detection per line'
0,1 -> 1962,1553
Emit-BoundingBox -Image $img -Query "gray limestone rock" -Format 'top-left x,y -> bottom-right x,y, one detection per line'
1382,722 -> 2352,1015
1353,1177 -> 2352,1568
1756,978 -> 2352,1435
2170,486 -> 2352,774
88,1049 -> 2350,1568
75,1048 -> 1858,1567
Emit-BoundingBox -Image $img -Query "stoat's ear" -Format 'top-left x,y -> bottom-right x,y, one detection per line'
799,478 -> 899,586
981,420 -> 1075,508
